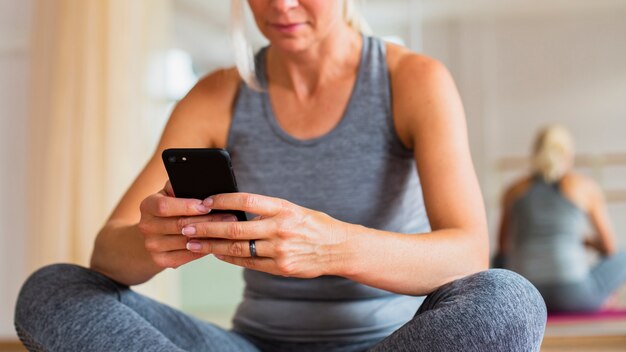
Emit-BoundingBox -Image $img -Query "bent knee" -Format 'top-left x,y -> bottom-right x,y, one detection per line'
15,264 -> 108,328
475,269 -> 547,335
474,269 -> 546,314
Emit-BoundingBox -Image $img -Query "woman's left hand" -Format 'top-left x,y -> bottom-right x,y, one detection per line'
181,193 -> 350,278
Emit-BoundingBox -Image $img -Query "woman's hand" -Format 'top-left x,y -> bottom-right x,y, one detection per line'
181,193 -> 350,278
137,181 -> 239,269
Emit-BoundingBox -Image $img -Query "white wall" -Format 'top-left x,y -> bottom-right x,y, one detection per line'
422,9 -> 626,248
0,0 -> 32,339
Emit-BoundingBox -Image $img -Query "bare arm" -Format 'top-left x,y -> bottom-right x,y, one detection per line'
585,180 -> 617,256
496,191 -> 513,258
338,53 -> 489,294
495,178 -> 531,259
90,69 -> 240,285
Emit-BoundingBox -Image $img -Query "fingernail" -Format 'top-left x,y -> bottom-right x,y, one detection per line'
186,241 -> 201,251
215,255 -> 225,260
182,226 -> 196,236
195,203 -> 210,213
203,197 -> 214,207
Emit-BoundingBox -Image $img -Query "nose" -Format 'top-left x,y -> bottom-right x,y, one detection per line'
271,0 -> 299,12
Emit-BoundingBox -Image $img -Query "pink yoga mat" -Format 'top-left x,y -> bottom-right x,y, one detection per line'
547,309 -> 626,323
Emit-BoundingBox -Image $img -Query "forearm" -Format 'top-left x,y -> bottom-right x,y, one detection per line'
584,236 -> 615,256
332,224 -> 489,296
90,221 -> 163,286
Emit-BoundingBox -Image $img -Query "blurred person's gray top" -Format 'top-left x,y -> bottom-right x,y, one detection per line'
225,35 -> 431,343
508,177 -> 589,285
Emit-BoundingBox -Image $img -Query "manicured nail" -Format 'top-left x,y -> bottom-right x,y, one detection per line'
182,226 -> 196,236
195,203 -> 210,213
215,255 -> 225,260
186,241 -> 201,251
203,197 -> 214,207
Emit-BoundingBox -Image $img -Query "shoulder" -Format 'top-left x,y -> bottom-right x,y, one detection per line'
386,42 -> 451,92
560,172 -> 595,189
560,172 -> 603,208
502,176 -> 534,208
384,42 -> 462,149
161,67 -> 241,148
185,67 -> 241,106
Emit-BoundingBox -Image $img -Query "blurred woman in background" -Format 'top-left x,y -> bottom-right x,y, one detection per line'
496,124 -> 626,312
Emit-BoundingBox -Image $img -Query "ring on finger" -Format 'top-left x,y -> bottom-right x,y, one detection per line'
249,239 -> 258,257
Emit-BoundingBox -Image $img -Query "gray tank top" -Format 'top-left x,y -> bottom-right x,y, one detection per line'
508,177 -> 589,285
226,36 -> 431,343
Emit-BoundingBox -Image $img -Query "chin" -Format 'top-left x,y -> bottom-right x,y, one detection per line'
269,36 -> 316,53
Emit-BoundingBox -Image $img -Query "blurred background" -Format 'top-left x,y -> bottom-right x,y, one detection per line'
1,0 -> 625,350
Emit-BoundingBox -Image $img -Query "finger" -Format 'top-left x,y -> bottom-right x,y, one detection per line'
141,192 -> 211,217
215,255 -> 276,273
182,218 -> 273,240
204,193 -> 286,217
186,239 -> 274,258
163,180 -> 174,197
145,234 -> 189,253
140,213 -> 238,236
151,249 -> 207,269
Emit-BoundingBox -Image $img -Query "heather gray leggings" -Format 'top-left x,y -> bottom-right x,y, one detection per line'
534,250 -> 626,312
15,264 -> 546,352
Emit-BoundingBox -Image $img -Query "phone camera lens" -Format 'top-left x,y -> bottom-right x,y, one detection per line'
168,156 -> 176,163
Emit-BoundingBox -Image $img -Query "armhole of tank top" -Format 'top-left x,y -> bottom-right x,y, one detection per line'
510,178 -> 534,207
381,41 -> 414,159
556,175 -> 588,213
225,81 -> 245,150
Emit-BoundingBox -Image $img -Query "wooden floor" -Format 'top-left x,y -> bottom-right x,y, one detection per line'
541,335 -> 626,351
0,341 -> 25,352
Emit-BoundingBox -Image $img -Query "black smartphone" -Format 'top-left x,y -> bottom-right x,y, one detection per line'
162,148 -> 247,221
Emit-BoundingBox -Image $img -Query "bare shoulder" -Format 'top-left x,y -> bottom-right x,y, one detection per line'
561,172 -> 595,188
560,172 -> 603,207
193,67 -> 241,97
160,67 -> 241,148
386,42 -> 450,89
385,42 -> 460,149
180,67 -> 240,117
502,176 -> 533,207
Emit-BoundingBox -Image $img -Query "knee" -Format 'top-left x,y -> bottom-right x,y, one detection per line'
473,269 -> 547,343
15,264 -> 104,329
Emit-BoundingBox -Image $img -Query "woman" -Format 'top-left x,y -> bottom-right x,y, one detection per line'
15,1 -> 546,351
496,124 -> 626,312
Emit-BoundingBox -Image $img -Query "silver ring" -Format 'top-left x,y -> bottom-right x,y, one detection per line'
249,240 -> 257,257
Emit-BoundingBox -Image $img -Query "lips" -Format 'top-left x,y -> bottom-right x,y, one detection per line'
270,22 -> 305,34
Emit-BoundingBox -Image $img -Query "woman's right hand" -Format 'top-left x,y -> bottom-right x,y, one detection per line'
137,181 -> 238,269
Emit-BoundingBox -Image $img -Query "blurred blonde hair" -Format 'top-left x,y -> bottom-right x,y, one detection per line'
532,124 -> 574,183
230,0 -> 372,89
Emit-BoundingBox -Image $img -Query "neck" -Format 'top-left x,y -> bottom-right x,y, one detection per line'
266,25 -> 362,100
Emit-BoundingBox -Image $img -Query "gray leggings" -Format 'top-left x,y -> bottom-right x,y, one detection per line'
535,250 -> 626,312
15,264 -> 546,352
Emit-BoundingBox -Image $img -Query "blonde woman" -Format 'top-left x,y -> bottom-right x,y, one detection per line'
16,1 -> 545,351
496,124 -> 626,312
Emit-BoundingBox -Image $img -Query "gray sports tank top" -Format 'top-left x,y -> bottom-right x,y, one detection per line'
508,177 -> 589,285
226,36 -> 431,343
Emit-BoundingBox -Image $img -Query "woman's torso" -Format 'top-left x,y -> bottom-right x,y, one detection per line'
508,176 -> 589,285
225,35 -> 431,342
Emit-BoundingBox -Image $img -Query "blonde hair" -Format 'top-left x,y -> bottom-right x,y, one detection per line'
532,124 -> 574,183
230,0 -> 372,89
